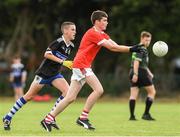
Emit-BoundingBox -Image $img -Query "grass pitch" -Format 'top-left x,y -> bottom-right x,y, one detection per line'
0,98 -> 180,136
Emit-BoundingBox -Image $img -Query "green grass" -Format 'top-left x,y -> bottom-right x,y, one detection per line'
0,98 -> 180,136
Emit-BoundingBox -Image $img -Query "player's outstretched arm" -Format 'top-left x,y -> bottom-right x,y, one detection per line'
101,39 -> 129,52
101,39 -> 143,53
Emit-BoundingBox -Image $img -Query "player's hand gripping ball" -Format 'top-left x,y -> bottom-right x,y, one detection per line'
152,41 -> 168,57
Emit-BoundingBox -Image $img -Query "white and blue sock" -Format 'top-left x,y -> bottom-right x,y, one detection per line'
51,95 -> 64,112
4,97 -> 26,121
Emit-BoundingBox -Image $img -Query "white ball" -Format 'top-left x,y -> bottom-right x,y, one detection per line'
152,41 -> 168,57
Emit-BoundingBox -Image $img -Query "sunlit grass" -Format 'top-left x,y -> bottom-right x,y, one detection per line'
0,98 -> 180,136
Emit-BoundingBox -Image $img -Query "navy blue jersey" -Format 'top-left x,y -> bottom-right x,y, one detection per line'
10,63 -> 26,83
35,36 -> 74,79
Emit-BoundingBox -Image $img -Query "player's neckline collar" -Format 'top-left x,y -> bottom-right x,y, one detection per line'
93,26 -> 104,34
62,35 -> 71,47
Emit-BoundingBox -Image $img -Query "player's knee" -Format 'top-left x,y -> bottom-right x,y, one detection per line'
96,87 -> 104,95
150,89 -> 156,96
152,90 -> 156,97
148,91 -> 156,99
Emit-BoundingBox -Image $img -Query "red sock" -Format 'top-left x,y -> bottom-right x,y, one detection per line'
80,110 -> 89,120
45,113 -> 55,123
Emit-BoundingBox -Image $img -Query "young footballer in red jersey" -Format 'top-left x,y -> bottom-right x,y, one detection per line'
41,10 -> 144,132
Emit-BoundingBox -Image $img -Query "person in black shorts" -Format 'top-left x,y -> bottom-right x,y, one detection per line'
10,55 -> 27,101
129,31 -> 156,121
3,21 -> 76,130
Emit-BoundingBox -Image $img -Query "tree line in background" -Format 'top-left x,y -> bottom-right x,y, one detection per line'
0,0 -> 180,96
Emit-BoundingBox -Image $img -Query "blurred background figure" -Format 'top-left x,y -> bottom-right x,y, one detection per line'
171,57 -> 180,90
10,55 -> 27,100
129,31 -> 156,121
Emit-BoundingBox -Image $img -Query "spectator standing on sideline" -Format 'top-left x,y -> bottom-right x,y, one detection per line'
10,55 -> 27,101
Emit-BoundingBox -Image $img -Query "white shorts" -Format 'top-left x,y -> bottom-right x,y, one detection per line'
71,68 -> 94,85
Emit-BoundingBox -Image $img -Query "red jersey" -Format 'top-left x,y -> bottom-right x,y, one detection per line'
73,27 -> 110,68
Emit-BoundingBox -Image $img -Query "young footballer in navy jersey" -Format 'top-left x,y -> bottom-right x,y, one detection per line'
129,31 -> 156,121
3,21 -> 76,130
10,55 -> 27,101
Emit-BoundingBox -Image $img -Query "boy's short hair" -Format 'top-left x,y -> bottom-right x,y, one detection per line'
141,31 -> 152,38
60,21 -> 75,33
91,10 -> 108,25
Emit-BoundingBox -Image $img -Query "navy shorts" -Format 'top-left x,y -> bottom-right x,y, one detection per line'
34,73 -> 64,85
12,82 -> 22,88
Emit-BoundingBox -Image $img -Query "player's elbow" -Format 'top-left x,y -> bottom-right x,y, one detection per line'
44,53 -> 48,58
44,52 -> 51,58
